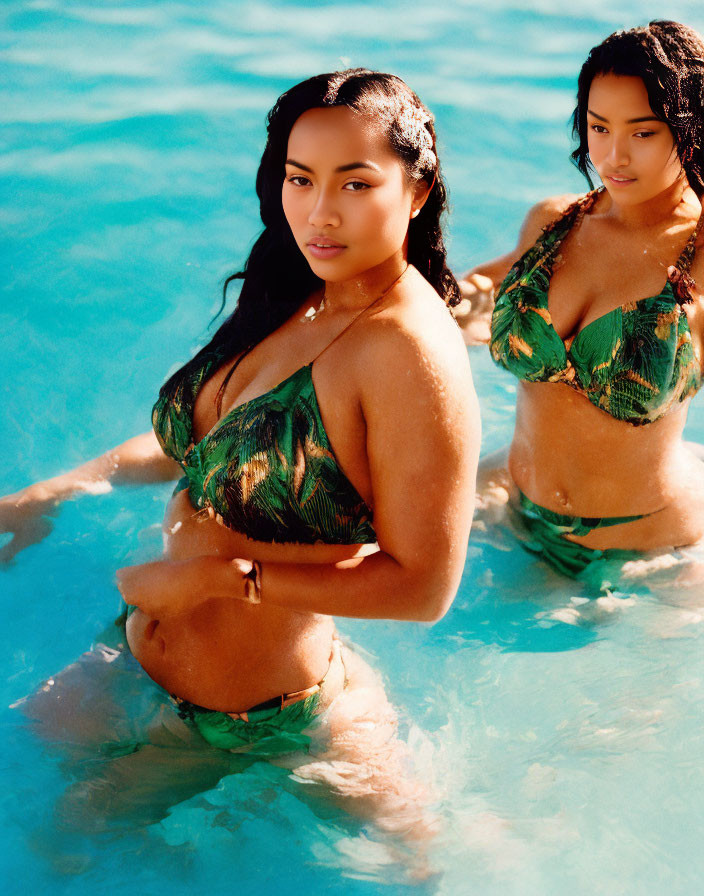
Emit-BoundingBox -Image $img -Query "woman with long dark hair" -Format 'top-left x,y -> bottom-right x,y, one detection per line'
1,70 -> 479,828
457,21 -> 704,586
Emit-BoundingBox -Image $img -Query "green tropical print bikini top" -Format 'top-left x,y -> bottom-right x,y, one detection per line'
152,344 -> 376,545
490,189 -> 704,425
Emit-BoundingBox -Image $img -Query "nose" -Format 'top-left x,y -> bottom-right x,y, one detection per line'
606,133 -> 630,168
307,187 -> 341,229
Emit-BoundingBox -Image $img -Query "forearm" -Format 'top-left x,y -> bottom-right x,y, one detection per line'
194,551 -> 458,623
460,251 -> 518,289
28,432 -> 181,505
263,552 -> 456,621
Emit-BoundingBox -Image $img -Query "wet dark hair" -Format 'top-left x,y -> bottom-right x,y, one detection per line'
571,20 -> 704,196
164,68 -> 457,399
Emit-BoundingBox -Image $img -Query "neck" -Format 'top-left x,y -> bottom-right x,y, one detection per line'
601,177 -> 699,228
322,251 -> 409,312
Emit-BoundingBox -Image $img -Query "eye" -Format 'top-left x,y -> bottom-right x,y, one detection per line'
343,180 -> 371,192
589,124 -> 608,134
286,174 -> 311,187
634,130 -> 655,139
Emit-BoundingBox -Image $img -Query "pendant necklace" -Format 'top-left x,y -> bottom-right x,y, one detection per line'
300,265 -> 408,324
301,293 -> 326,322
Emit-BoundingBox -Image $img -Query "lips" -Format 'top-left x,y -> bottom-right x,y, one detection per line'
307,236 -> 344,248
306,236 -> 346,259
605,174 -> 636,185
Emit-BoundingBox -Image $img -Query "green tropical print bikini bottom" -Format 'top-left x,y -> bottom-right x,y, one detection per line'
512,490 -> 642,583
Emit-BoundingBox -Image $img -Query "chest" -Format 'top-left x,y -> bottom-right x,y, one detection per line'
185,340 -> 373,510
547,222 -> 688,342
190,316 -> 347,444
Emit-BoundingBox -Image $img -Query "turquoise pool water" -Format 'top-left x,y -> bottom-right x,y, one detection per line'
2,1 -> 704,893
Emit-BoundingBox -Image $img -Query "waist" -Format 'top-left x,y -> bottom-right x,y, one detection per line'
172,635 -> 345,720
508,477 -> 704,552
509,386 -> 698,513
126,600 -> 336,712
515,489 -> 649,537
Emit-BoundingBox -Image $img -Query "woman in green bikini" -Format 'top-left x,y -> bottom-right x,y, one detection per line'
0,70 -> 479,830
458,20 -> 704,586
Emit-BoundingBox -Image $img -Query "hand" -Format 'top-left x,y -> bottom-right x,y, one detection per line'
116,558 -> 199,617
454,273 -> 495,346
116,556 -> 258,617
458,273 -> 494,312
0,484 -> 59,564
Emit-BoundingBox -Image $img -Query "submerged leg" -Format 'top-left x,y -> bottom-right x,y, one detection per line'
287,643 -> 440,870
17,634 -> 439,878
16,641 -> 248,833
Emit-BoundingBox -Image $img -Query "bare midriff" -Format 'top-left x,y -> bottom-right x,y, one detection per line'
126,488 -> 374,712
508,381 -> 704,550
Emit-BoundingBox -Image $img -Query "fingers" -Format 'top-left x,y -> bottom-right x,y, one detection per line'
458,273 -> 494,302
0,516 -> 54,565
466,272 -> 494,293
457,280 -> 476,303
456,274 -> 494,326
452,297 -> 473,325
453,272 -> 495,346
0,536 -> 18,565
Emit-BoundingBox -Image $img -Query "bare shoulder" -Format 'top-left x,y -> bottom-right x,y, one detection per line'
516,193 -> 581,253
353,268 -> 474,410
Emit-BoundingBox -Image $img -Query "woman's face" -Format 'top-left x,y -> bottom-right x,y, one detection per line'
282,106 -> 425,282
586,73 -> 684,205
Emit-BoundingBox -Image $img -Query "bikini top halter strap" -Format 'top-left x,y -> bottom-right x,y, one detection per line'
673,204 -> 704,277
532,188 -> 601,267
308,263 -> 408,365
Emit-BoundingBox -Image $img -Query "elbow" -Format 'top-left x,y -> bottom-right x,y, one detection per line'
410,580 -> 457,624
419,599 -> 453,624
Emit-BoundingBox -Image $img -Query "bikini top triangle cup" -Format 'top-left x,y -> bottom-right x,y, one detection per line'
490,189 -> 704,425
152,316 -> 379,546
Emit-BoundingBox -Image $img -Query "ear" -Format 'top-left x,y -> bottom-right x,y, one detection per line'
409,174 -> 435,220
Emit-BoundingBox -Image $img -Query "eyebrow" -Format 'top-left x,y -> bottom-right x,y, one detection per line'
285,158 -> 381,173
587,109 -> 661,124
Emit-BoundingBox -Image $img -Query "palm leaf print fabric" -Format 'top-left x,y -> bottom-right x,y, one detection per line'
490,190 -> 702,425
152,349 -> 376,545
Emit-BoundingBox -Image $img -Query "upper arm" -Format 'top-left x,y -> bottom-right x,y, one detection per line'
462,193 -> 581,288
456,194 -> 580,345
359,311 -> 480,616
683,253 -> 704,375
